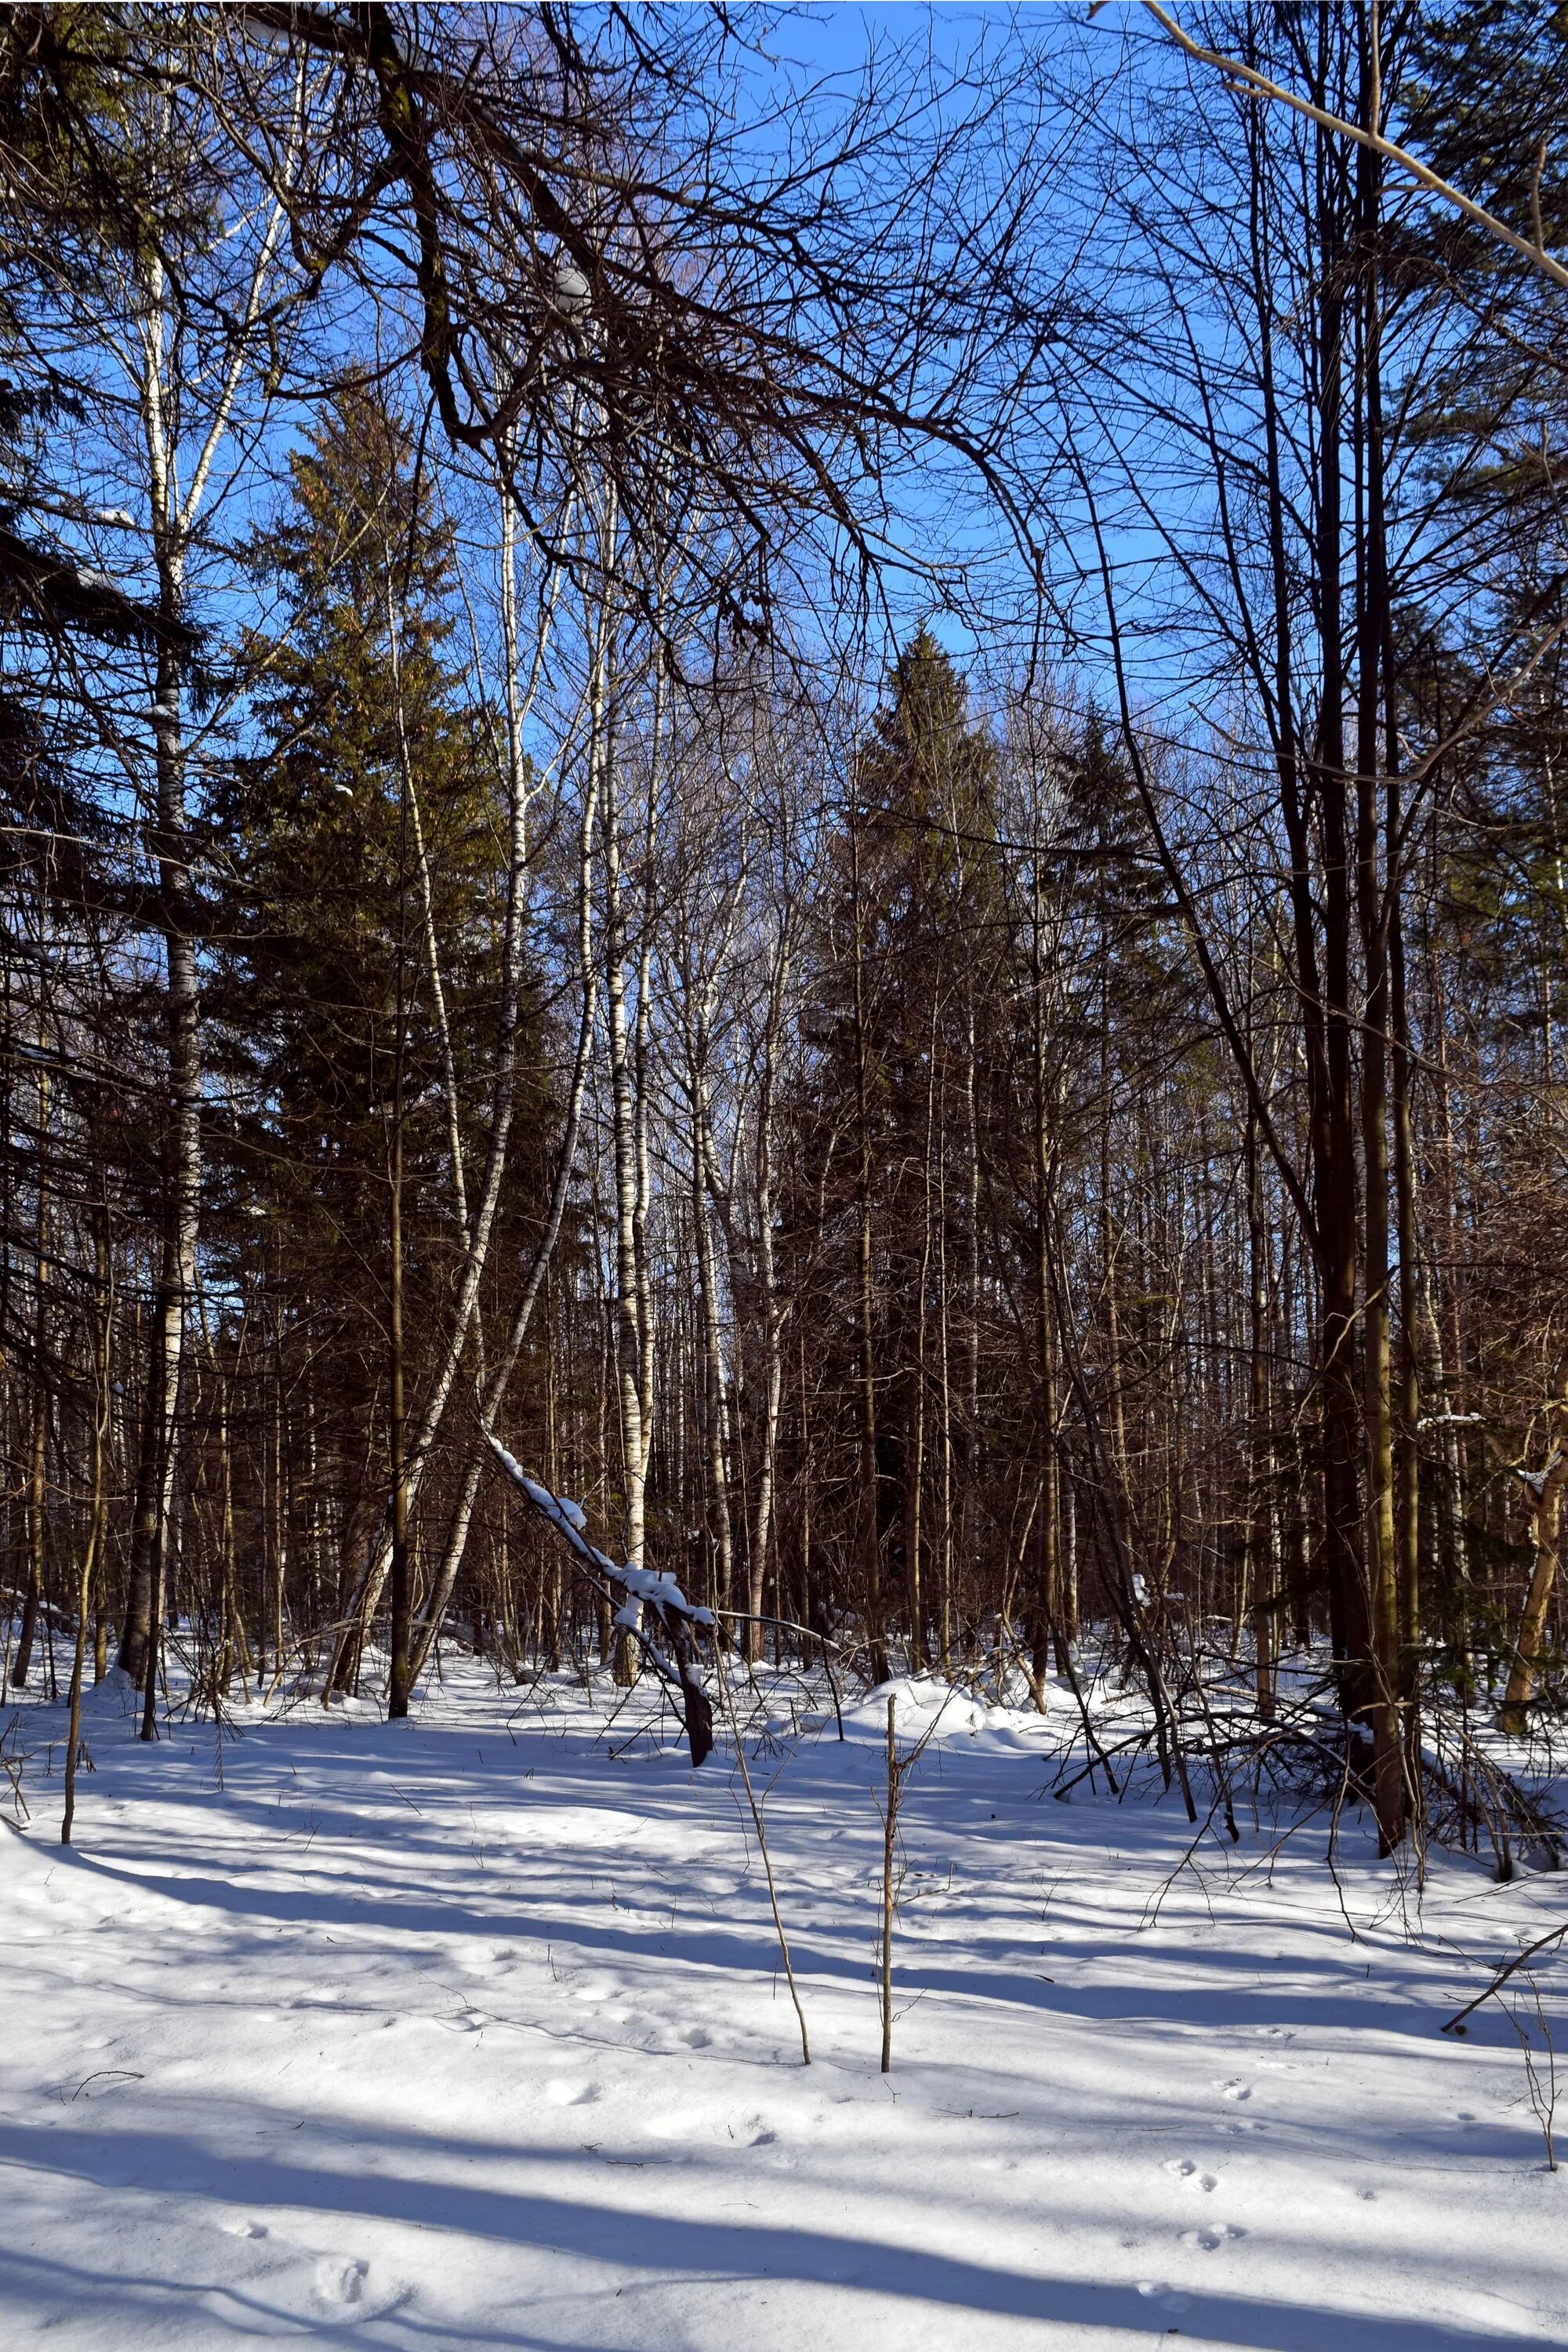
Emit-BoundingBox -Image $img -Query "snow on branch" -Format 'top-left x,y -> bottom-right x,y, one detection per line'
1515,1449 -> 1564,1502
485,1435 -> 715,1766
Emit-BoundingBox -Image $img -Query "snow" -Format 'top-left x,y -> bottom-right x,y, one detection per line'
1516,1454 -> 1562,1502
484,1446 -> 714,1743
490,1441 -> 710,1632
2,1656 -> 1566,2350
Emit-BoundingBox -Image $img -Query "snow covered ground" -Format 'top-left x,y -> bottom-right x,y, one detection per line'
2,1657 -> 1566,2350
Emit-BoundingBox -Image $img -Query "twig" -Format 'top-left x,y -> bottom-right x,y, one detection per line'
713,1642 -> 810,2065
1443,1923 -> 1568,2037
881,1692 -> 898,2074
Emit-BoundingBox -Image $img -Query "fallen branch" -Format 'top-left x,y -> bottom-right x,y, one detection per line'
1443,1923 -> 1568,2038
485,1435 -> 714,1765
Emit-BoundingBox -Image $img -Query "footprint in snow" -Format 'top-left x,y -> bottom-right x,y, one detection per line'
544,2078 -> 600,2107
220,2220 -> 268,2240
1137,2282 -> 1191,2311
1181,2226 -> 1245,2251
1220,2081 -> 1253,2101
315,2256 -> 367,2307
1166,2161 -> 1218,2191
680,2026 -> 712,2049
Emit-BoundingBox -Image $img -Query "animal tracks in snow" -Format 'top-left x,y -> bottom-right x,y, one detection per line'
314,2255 -> 368,2307
543,2077 -> 601,2107
1164,2158 -> 1246,2254
6,1656 -> 1568,2351
1136,2281 -> 1192,2312
1166,2158 -> 1218,2191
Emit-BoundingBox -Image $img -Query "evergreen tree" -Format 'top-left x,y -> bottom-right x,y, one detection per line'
783,630 -> 1003,1667
207,386 -> 522,1628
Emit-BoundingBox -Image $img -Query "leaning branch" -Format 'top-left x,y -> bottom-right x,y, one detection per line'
485,1436 -> 715,1766
1442,1924 -> 1568,2038
1123,0 -> 1568,293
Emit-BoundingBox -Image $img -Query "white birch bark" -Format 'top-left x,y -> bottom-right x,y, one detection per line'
405,514 -> 608,1679
334,459 -> 579,1684
120,78 -> 299,1693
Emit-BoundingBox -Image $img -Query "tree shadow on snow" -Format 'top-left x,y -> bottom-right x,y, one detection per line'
0,2118 -> 1547,2352
64,1841 -> 1461,2053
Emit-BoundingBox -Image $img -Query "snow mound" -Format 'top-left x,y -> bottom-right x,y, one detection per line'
845,1674 -> 1051,1744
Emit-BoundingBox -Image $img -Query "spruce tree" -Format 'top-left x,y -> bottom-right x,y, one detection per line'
209,385 -> 508,1668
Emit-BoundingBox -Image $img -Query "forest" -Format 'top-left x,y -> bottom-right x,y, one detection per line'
2,6 -> 1568,2347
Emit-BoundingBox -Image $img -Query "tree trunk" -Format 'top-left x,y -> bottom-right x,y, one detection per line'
851,815 -> 887,1682
1501,1416 -> 1568,1737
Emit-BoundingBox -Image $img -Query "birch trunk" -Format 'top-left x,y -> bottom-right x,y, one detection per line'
746,935 -> 790,1661
605,721 -> 648,1597
330,463 -> 572,1691
406,644 -> 605,1685
114,143 -> 295,1705
1501,1414 -> 1568,1737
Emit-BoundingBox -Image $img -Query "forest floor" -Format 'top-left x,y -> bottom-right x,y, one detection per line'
2,1653 -> 1566,2351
